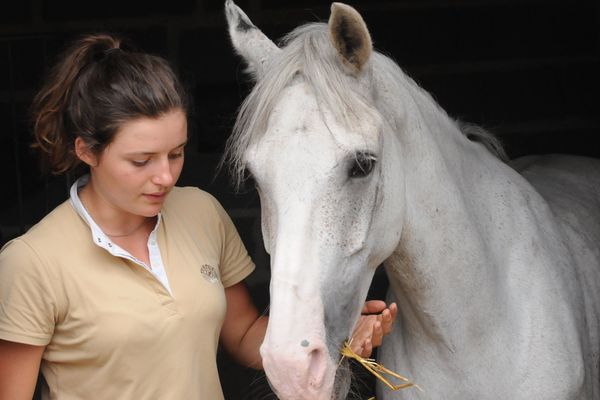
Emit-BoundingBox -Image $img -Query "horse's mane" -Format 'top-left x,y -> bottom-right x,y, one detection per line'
223,22 -> 506,189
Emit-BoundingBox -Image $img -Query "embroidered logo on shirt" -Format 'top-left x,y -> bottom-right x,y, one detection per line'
200,264 -> 219,283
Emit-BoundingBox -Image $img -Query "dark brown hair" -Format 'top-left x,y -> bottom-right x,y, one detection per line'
31,33 -> 189,174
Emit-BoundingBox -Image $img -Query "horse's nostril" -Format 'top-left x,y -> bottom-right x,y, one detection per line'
307,346 -> 327,389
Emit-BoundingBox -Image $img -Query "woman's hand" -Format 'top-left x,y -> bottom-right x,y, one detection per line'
350,300 -> 398,358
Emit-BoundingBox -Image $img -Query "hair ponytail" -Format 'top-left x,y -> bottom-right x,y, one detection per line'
32,34 -> 120,174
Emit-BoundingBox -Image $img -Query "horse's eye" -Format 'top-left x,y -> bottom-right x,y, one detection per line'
348,152 -> 377,178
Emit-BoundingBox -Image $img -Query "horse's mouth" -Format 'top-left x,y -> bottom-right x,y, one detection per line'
332,358 -> 352,400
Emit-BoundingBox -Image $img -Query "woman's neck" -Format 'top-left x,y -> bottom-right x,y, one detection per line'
78,180 -> 154,239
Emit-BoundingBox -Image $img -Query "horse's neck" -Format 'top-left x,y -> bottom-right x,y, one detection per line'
385,93 -> 558,352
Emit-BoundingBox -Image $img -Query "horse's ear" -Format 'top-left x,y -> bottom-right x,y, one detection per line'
225,0 -> 280,80
329,2 -> 373,75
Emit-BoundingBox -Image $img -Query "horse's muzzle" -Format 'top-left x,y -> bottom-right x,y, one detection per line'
260,337 -> 336,400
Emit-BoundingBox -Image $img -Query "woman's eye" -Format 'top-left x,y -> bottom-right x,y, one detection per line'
348,152 -> 377,178
132,160 -> 149,167
169,152 -> 183,160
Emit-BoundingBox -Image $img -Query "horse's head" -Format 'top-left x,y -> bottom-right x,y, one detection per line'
225,2 -> 405,398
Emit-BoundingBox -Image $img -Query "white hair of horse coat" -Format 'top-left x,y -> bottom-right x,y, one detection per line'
224,1 -> 600,399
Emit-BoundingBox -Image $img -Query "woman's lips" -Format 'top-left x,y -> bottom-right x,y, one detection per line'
144,192 -> 167,201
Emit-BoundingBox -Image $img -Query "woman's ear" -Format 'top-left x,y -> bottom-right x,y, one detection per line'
74,137 -> 97,167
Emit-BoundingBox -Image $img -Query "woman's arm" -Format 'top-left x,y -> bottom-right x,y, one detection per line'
0,339 -> 44,400
220,282 -> 397,369
220,282 -> 267,369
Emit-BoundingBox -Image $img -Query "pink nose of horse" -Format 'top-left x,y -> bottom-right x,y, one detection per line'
260,338 -> 334,400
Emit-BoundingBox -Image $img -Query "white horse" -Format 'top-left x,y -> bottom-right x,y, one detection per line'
224,1 -> 600,399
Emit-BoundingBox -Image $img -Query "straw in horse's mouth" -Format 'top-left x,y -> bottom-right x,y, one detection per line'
339,340 -> 423,394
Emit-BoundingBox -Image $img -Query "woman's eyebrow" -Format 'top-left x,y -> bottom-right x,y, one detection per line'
125,141 -> 188,156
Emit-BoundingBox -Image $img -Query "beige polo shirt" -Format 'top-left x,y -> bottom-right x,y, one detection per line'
0,186 -> 255,399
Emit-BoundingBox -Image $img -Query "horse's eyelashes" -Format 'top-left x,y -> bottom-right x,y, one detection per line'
348,152 -> 377,178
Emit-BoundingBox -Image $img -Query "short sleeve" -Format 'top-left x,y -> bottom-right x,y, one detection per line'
0,239 -> 58,346
209,198 -> 255,288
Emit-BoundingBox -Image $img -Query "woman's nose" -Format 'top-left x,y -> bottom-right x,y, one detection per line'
152,159 -> 175,186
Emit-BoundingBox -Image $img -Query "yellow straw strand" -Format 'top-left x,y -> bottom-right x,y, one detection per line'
340,340 -> 423,395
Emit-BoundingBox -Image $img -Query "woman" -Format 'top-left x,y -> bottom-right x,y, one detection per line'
0,33 -> 396,399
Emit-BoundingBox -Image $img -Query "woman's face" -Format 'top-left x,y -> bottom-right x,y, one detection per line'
87,109 -> 188,219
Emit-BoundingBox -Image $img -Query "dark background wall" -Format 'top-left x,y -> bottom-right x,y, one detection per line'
1,0 -> 599,399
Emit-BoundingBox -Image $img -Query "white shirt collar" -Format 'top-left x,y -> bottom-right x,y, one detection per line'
69,174 -> 162,251
68,175 -> 172,294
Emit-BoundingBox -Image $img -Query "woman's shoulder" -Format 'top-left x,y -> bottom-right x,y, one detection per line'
163,186 -> 232,230
165,186 -> 225,214
167,186 -> 215,202
2,199 -> 87,259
